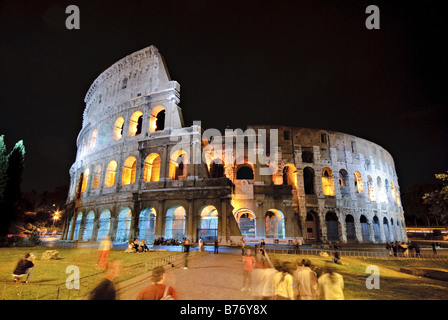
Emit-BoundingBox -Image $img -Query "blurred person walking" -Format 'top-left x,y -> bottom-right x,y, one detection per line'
318,265 -> 344,300
136,266 -> 178,300
293,259 -> 317,300
97,236 -> 112,269
273,265 -> 294,300
89,260 -> 122,300
241,248 -> 255,292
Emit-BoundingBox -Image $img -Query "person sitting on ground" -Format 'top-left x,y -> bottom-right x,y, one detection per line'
13,253 -> 36,283
140,239 -> 149,252
125,241 -> 137,253
133,238 -> 142,252
332,249 -> 341,265
136,266 -> 178,300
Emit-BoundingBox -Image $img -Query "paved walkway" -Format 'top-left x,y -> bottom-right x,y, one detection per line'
117,250 -> 256,300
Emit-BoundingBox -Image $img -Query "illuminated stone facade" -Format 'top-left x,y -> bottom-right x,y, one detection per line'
61,46 -> 407,246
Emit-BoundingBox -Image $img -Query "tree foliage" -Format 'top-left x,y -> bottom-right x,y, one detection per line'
0,135 -> 26,236
422,171 -> 448,226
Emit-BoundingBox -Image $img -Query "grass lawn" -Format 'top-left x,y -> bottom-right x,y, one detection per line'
269,253 -> 448,300
0,247 -> 183,300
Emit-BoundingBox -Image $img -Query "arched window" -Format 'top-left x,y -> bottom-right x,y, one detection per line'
138,207 -> 157,244
122,156 -> 137,185
345,215 -> 356,241
169,150 -> 188,180
376,177 -> 384,202
236,165 -> 254,180
360,215 -> 370,242
322,167 -> 335,196
209,159 -> 225,178
92,165 -> 101,190
282,164 -> 297,189
104,161 -> 117,187
325,212 -> 339,241
303,167 -> 315,195
390,181 -> 396,203
367,175 -> 376,201
265,209 -> 285,239
373,216 -> 381,242
199,206 -> 218,242
129,111 -> 143,136
383,217 -> 391,243
143,153 -> 161,182
339,169 -> 350,195
97,210 -> 111,241
73,212 -> 83,240
165,206 -> 186,240
115,207 -> 132,242
90,129 -> 98,150
234,209 -> 256,238
80,168 -> 90,193
114,117 -> 125,140
149,106 -> 166,133
354,171 -> 364,193
83,211 -> 95,241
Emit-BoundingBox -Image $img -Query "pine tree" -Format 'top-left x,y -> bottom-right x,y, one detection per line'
0,138 -> 26,236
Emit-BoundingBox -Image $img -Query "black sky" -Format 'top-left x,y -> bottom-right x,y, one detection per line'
0,0 -> 447,194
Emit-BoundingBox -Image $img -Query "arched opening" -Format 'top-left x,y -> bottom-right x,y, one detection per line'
143,153 -> 161,182
377,177 -> 384,202
325,212 -> 339,242
282,164 -> 297,189
129,111 -> 143,136
234,209 -> 256,238
138,207 -> 157,245
390,182 -> 397,203
80,169 -> 90,194
265,209 -> 285,239
360,215 -> 370,242
115,207 -> 132,242
73,212 -> 83,240
122,156 -> 137,185
165,206 -> 186,240
322,167 -> 335,196
367,175 -> 376,201
104,161 -> 117,187
383,217 -> 391,242
92,165 -> 101,190
373,216 -> 381,242
339,169 -> 350,195
354,171 -> 364,193
83,211 -> 95,241
114,117 -> 125,140
149,106 -> 166,132
303,167 -> 315,195
306,211 -> 318,242
345,215 -> 356,241
385,179 -> 392,202
391,218 -> 398,242
97,210 -> 111,241
236,165 -> 254,180
209,159 -> 225,178
169,150 -> 189,180
198,205 -> 218,243
90,129 -> 98,150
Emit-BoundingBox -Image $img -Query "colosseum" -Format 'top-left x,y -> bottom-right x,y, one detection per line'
61,45 -> 407,246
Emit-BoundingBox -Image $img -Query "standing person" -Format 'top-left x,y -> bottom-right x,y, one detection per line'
214,238 -> 219,255
97,236 -> 113,269
318,265 -> 344,300
13,253 -> 36,283
293,259 -> 317,300
241,249 -> 255,292
136,266 -> 178,300
392,242 -> 398,257
183,238 -> 191,270
241,238 -> 246,256
386,242 -> 392,256
89,260 -> 122,300
273,265 -> 294,300
260,239 -> 266,255
401,242 -> 409,257
432,242 -> 437,256
198,237 -> 204,252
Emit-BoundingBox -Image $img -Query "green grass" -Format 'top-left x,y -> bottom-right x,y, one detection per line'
269,254 -> 448,300
0,247 -> 182,300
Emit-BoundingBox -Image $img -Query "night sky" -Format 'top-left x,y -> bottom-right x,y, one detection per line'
0,0 -> 447,194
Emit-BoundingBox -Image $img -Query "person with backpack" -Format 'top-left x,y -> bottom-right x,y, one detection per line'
136,266 -> 178,300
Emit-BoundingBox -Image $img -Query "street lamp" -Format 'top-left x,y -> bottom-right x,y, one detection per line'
52,210 -> 60,227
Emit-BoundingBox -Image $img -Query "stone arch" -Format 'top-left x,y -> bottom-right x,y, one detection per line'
165,205 -> 186,240
143,153 -> 161,182
322,167 -> 335,196
354,171 -> 364,193
97,209 -> 111,241
236,164 -> 254,180
104,160 -> 118,187
338,169 -> 350,195
303,167 -> 315,195
90,129 -> 98,150
209,158 -> 225,178
169,149 -> 189,180
383,217 -> 391,242
115,207 -> 132,242
122,156 -> 137,185
114,116 -> 125,140
282,164 -> 297,189
360,215 -> 370,242
80,168 -> 90,194
138,207 -> 157,245
325,211 -> 340,242
83,211 -> 95,241
149,105 -> 166,132
305,211 -> 320,242
367,175 -> 376,201
198,205 -> 219,242
345,214 -> 356,242
234,208 -> 256,238
372,216 -> 381,242
129,110 -> 143,136
92,165 -> 101,190
265,209 -> 285,239
73,212 -> 83,240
